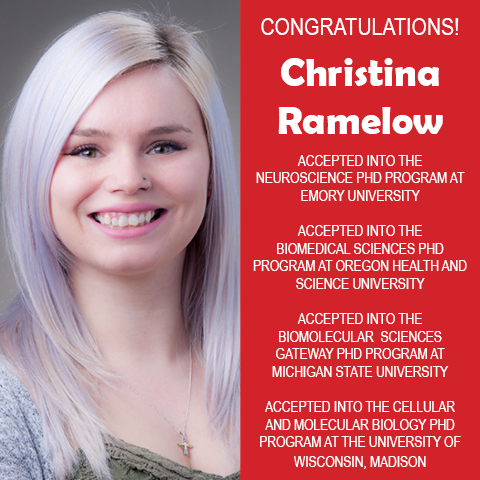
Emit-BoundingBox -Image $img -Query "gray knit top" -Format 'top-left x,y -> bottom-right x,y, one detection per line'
0,361 -> 239,480
0,360 -> 54,480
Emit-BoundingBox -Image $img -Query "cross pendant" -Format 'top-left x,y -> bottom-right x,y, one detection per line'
178,436 -> 193,455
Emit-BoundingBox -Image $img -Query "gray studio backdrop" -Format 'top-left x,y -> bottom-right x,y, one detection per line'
0,0 -> 239,308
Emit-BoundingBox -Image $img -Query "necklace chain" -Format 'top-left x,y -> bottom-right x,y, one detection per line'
118,345 -> 193,454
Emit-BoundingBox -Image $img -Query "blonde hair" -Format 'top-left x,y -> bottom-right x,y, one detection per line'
1,11 -> 239,479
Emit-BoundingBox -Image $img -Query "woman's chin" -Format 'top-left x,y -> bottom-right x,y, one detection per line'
83,248 -> 185,280
95,258 -> 161,277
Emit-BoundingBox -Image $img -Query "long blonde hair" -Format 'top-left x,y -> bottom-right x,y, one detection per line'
1,11 -> 239,479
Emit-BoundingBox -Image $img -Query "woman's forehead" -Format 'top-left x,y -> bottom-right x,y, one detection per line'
72,66 -> 203,138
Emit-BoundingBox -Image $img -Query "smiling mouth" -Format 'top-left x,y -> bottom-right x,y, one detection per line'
92,209 -> 165,228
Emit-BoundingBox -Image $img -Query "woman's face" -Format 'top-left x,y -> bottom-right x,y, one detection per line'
50,66 -> 210,277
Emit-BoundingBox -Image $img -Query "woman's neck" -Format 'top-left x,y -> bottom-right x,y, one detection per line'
69,259 -> 189,369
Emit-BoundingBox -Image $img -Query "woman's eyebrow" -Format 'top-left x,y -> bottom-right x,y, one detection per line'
69,125 -> 192,138
143,125 -> 192,136
70,128 -> 110,138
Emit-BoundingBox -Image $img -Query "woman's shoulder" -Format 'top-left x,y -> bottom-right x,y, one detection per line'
0,358 -> 54,480
0,358 -> 38,421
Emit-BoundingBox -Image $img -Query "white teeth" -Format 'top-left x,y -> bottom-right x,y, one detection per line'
95,210 -> 158,228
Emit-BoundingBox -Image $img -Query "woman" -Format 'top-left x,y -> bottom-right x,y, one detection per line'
0,10 -> 239,480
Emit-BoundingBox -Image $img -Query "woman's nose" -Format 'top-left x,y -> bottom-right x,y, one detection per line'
106,153 -> 150,194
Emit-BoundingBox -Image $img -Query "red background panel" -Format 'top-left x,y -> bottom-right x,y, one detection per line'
241,1 -> 478,478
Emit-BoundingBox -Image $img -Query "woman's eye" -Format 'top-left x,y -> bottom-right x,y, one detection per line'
78,148 -> 98,158
151,145 -> 173,155
148,142 -> 184,155
68,146 -> 101,158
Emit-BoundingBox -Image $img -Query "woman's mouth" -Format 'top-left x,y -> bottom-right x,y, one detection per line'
91,209 -> 165,228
